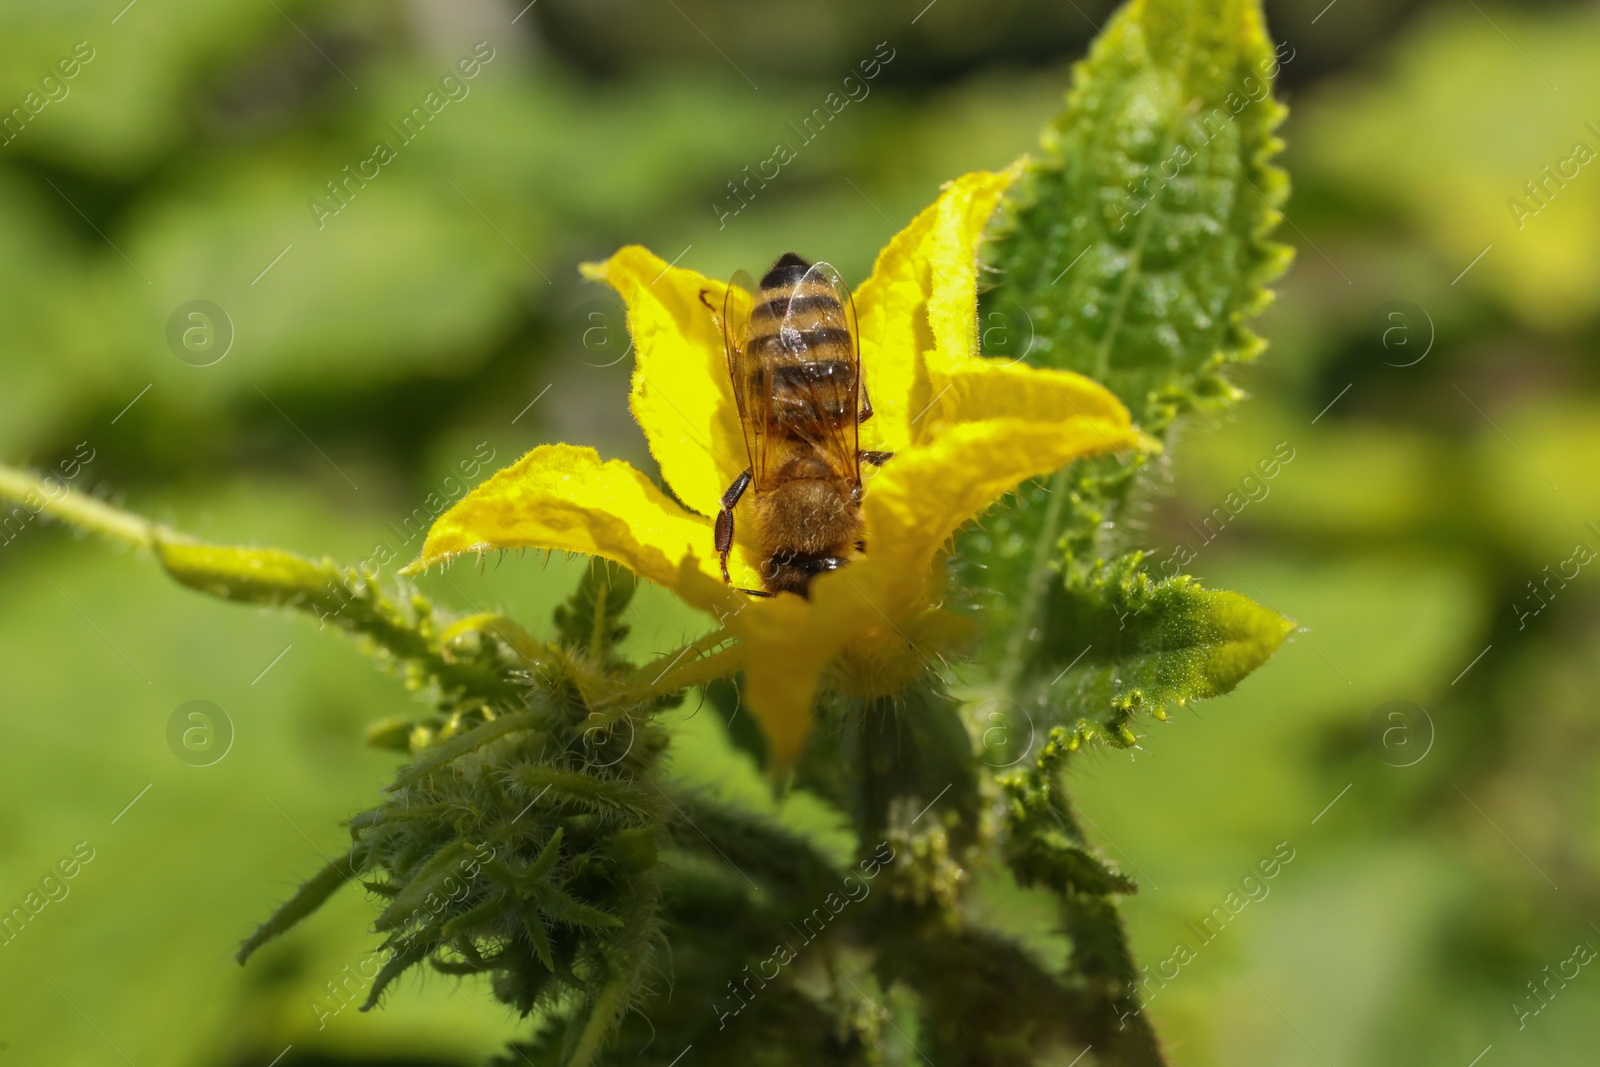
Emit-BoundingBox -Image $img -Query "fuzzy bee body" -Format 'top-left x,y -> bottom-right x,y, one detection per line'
714,253 -> 891,597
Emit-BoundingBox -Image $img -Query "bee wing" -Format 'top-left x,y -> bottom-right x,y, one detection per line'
778,260 -> 861,487
722,269 -> 770,486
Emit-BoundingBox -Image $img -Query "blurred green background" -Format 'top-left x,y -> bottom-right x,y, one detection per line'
2,1 -> 1596,1064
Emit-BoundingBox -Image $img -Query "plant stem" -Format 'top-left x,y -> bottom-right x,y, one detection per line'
996,468 -> 1068,703
567,969 -> 631,1067
0,462 -> 177,550
589,566 -> 614,662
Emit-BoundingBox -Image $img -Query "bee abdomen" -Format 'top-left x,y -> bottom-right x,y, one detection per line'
768,358 -> 856,427
751,292 -> 843,321
759,251 -> 812,289
770,360 -> 854,390
746,326 -> 852,360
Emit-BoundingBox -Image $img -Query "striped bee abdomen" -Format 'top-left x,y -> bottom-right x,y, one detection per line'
742,254 -> 857,431
769,358 -> 855,423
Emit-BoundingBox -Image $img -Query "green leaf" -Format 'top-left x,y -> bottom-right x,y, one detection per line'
374,840 -> 486,932
1000,554 -> 1295,749
986,0 -> 1291,422
962,0 -> 1295,684
1011,833 -> 1137,899
949,9 -> 1299,1049
441,894 -> 515,940
517,904 -> 557,972
235,852 -> 358,964
553,559 -> 637,659
360,937 -> 436,1012
389,711 -> 542,789
530,884 -> 625,931
1000,733 -> 1158,1064
528,827 -> 566,883
506,764 -> 655,824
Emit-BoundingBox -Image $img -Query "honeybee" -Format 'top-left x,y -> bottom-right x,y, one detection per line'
710,252 -> 892,597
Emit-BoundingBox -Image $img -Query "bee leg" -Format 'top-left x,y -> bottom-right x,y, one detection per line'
859,450 -> 894,467
735,587 -> 777,598
858,382 -> 875,423
715,468 -> 754,585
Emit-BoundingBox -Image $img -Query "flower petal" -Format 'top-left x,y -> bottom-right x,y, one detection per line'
730,554 -> 963,768
921,355 -> 1139,440
860,397 -> 1143,583
853,168 -> 1019,452
402,443 -> 720,589
582,246 -> 750,519
924,168 -> 1021,370
734,375 -> 1138,770
724,595 -> 832,768
732,558 -> 963,770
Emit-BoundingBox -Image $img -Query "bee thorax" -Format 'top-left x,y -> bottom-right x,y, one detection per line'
756,478 -> 861,558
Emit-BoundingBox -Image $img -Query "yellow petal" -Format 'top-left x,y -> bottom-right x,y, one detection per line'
732,552 -> 962,769
836,607 -> 978,701
733,369 -> 1144,767
403,443 -> 720,590
854,168 -> 1019,452
582,247 -> 750,519
921,354 -> 1137,441
859,403 -> 1142,583
924,168 -> 1020,371
724,595 -> 832,768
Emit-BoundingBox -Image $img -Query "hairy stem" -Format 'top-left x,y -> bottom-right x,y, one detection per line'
0,462 -> 177,550
567,969 -> 633,1067
996,468 -> 1068,701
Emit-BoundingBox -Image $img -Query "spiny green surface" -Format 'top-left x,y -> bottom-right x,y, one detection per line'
1028,554 -> 1297,749
985,0 -> 1291,418
951,4 -> 1297,1062
960,0 -> 1295,744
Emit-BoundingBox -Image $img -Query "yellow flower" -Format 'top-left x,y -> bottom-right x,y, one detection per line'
404,169 -> 1145,767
